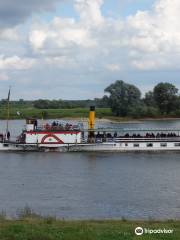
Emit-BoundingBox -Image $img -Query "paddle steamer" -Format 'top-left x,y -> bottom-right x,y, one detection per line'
1,106 -> 180,152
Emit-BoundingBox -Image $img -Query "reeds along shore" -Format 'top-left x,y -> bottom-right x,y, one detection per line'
0,208 -> 180,240
0,218 -> 179,240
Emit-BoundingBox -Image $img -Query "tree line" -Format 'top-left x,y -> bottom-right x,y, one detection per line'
1,80 -> 180,118
0,98 -> 108,109
105,80 -> 180,118
32,98 -> 109,109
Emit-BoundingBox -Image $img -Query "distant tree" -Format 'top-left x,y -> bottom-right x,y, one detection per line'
19,99 -> 24,103
94,96 -> 110,108
105,80 -> 141,116
143,91 -> 156,107
145,106 -> 160,118
48,100 -> 60,109
0,99 -> 7,105
127,103 -> 147,118
34,99 -> 49,109
153,82 -> 178,114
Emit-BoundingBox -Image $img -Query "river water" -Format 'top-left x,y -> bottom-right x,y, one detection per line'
0,119 -> 180,219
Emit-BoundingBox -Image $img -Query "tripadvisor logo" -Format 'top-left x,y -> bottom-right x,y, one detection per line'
135,227 -> 144,236
135,226 -> 174,236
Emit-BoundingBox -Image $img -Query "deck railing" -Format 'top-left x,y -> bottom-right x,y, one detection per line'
94,137 -> 180,143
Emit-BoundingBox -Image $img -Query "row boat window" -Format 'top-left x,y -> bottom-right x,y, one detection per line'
147,143 -> 153,147
125,143 -> 128,147
3,144 -> 9,147
174,143 -> 180,147
134,144 -> 139,147
160,143 -> 167,147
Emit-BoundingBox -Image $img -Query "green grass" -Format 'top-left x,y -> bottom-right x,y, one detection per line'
1,106 -> 180,121
0,208 -> 179,239
0,107 -> 112,119
0,218 -> 179,240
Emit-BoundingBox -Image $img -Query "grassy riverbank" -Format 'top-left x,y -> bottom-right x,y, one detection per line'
1,106 -> 180,122
0,107 -> 112,120
0,218 -> 179,240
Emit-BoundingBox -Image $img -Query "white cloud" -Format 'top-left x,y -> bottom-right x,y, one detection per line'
0,28 -> 19,41
44,56 -> 77,69
29,30 -> 47,50
0,55 -> 36,70
28,0 -> 124,71
2,0 -> 180,99
28,0 -> 180,72
132,58 -> 167,70
106,64 -> 122,72
126,0 -> 180,69
74,0 -> 104,26
0,73 -> 9,81
29,16 -> 97,53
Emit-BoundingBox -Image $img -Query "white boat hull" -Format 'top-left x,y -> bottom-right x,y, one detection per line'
1,141 -> 180,152
68,142 -> 180,152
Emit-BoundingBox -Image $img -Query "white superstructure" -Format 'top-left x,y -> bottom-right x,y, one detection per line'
1,109 -> 180,152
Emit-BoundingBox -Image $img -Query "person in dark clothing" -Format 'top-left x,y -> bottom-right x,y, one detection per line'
52,121 -> 56,126
7,131 -> 10,141
114,132 -> 117,138
34,119 -> 38,129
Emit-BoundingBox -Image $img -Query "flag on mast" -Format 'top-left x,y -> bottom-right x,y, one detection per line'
7,87 -> 11,101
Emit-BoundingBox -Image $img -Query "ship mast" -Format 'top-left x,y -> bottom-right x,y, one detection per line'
6,86 -> 11,134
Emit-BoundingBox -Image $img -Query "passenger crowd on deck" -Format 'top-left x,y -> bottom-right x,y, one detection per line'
95,132 -> 178,139
43,121 -> 80,131
33,120 -> 179,139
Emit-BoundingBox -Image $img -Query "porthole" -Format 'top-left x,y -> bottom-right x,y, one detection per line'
3,144 -> 9,147
147,143 -> 153,147
160,143 -> 167,147
174,143 -> 180,147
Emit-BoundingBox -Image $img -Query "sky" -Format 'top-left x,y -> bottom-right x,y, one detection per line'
0,0 -> 180,100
